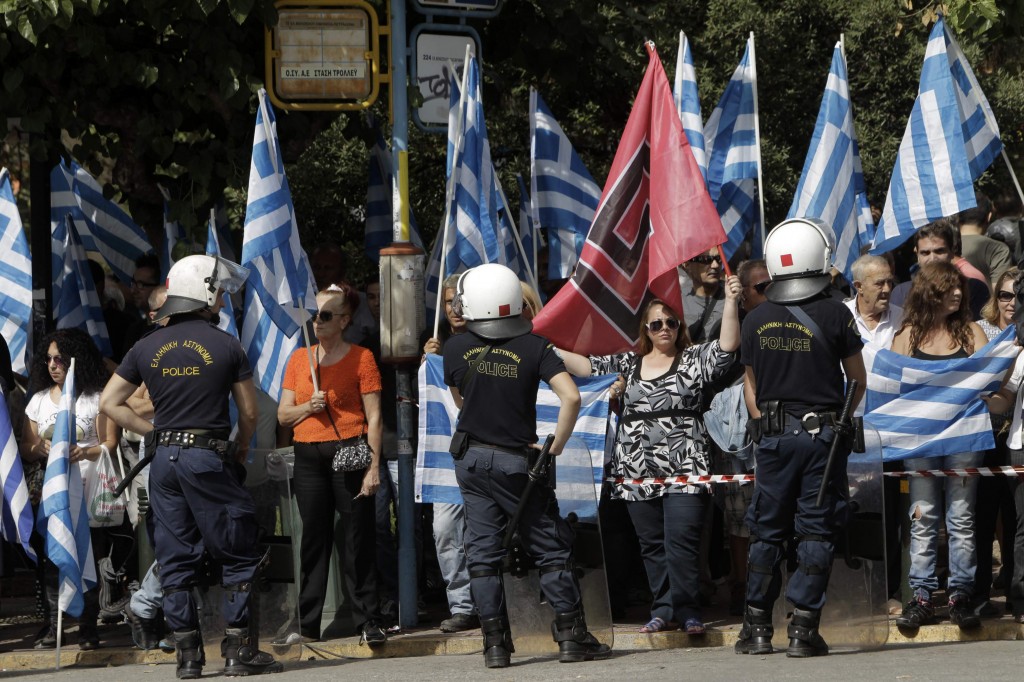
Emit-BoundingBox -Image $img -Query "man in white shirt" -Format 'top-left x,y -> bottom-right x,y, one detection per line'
845,255 -> 903,353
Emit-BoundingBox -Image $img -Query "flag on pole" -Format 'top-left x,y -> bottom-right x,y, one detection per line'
416,354 -> 615,517
516,173 -> 542,280
364,131 -> 423,263
50,159 -> 153,295
871,16 -> 1003,254
158,185 -> 191,280
41,360 -> 95,617
673,30 -> 708,181
0,387 -> 36,562
240,89 -> 317,401
55,216 -> 113,359
703,37 -> 760,260
529,89 -> 600,279
787,43 -> 875,282
212,201 -> 237,264
0,168 -> 32,376
864,327 -> 1018,461
531,43 -> 726,355
207,216 -> 238,338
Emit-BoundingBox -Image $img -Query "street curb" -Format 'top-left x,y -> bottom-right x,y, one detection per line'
1,620 -> 1020,670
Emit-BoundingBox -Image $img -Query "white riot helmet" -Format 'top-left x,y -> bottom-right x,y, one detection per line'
454,263 -> 532,340
763,217 -> 837,304
155,254 -> 249,322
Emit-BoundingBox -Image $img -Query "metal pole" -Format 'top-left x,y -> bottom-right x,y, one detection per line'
390,0 -> 418,631
748,33 -> 768,252
30,143 -> 52,343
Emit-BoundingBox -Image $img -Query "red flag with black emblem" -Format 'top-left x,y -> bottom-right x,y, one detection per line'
532,43 -> 726,355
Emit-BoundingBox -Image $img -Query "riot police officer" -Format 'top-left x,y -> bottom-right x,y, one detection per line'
100,255 -> 281,678
734,219 -> 866,658
442,263 -> 610,669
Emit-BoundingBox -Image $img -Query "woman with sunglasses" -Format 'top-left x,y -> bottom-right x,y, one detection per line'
588,274 -> 742,635
891,262 -> 991,632
20,328 -> 119,650
279,284 -> 386,646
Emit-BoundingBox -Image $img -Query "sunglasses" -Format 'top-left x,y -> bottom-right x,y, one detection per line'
130,278 -> 159,289
646,318 -> 680,333
752,280 -> 771,294
46,354 -> 68,368
998,291 -> 1015,303
312,310 -> 347,323
689,254 -> 721,265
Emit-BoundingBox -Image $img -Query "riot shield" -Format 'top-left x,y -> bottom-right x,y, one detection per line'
771,424 -> 888,650
503,437 -> 614,656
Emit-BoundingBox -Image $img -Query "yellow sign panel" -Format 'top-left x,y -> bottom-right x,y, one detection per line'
266,0 -> 383,111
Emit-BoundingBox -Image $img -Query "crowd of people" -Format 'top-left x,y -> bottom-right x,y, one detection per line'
1,188 -> 1024,672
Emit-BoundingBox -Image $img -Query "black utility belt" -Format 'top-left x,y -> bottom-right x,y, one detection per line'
153,430 -> 237,458
756,400 -> 841,437
467,438 -> 531,457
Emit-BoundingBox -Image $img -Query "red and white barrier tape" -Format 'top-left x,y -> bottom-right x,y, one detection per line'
606,466 -> 1024,486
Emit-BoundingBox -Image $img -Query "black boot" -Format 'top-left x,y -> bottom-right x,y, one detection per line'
173,630 -> 205,680
480,616 -> 514,669
735,604 -> 774,655
223,627 -> 284,676
786,607 -> 829,658
124,604 -> 163,650
551,610 -> 611,663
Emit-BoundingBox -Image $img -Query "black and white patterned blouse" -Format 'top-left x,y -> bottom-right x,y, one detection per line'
591,341 -> 735,501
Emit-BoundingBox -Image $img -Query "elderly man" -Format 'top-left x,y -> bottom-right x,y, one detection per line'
845,255 -> 903,352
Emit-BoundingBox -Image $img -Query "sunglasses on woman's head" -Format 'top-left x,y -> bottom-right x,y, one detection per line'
689,254 -> 721,265
646,318 -> 680,333
46,354 -> 67,368
998,291 -> 1015,303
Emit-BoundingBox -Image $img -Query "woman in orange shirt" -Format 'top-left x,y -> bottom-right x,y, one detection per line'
279,284 -> 385,646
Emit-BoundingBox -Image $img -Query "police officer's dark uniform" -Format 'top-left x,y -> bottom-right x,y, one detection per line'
104,255 -> 280,678
441,263 -> 610,669
734,219 -> 865,658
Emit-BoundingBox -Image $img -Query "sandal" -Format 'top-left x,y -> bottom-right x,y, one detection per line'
684,618 -> 706,635
639,617 -> 678,633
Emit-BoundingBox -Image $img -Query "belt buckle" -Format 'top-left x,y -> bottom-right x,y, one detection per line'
801,412 -> 822,437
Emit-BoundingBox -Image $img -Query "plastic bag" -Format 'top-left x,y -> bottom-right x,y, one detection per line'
85,448 -> 126,528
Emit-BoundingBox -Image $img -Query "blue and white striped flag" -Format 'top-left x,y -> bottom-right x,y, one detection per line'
864,326 -> 1018,461
240,90 -> 318,401
416,354 -> 615,519
41,360 -> 95,617
673,30 -> 708,181
56,216 -> 113,358
0,387 -> 36,562
364,131 -> 424,263
788,43 -> 875,283
704,37 -> 760,260
212,201 -> 237,264
158,185 -> 194,280
0,168 -> 32,376
529,89 -> 599,279
516,173 -> 542,281
871,17 -> 1002,254
50,159 -> 153,294
207,215 -> 238,338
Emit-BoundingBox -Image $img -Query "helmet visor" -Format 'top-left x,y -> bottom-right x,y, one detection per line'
213,258 -> 250,294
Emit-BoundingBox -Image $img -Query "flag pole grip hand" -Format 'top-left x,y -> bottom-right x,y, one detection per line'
502,434 -> 556,551
815,379 -> 858,509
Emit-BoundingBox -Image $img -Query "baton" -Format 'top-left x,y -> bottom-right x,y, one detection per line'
112,450 -> 154,498
502,434 -> 556,551
816,379 -> 858,508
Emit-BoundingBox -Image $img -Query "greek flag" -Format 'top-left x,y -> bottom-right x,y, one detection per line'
704,37 -> 759,260
212,201 -> 237,263
864,326 -> 1018,461
158,186 -> 195,280
50,159 -> 153,293
41,360 -> 96,617
426,56 -> 524,323
240,90 -> 317,401
0,168 -> 32,376
55,216 -> 113,358
364,131 -> 423,263
871,16 -> 1002,254
416,354 -> 615,518
529,89 -> 599,279
0,388 -> 35,561
516,174 -> 541,280
788,43 -> 874,283
207,215 -> 238,338
673,30 -> 707,181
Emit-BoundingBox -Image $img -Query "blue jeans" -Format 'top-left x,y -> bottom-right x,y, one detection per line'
130,562 -> 163,620
432,502 -> 474,616
905,452 -> 981,599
